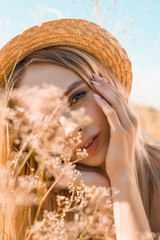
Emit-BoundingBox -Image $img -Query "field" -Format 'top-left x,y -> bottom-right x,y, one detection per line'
133,104 -> 160,142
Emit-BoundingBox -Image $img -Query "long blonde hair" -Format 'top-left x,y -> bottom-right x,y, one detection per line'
1,45 -> 160,238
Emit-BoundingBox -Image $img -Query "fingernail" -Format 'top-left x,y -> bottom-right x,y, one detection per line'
92,73 -> 103,81
102,77 -> 109,83
93,93 -> 101,100
91,80 -> 101,86
92,73 -> 110,83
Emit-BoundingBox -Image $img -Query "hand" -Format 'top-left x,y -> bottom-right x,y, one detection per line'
91,74 -> 139,181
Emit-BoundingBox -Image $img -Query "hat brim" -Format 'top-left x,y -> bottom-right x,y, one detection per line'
0,18 -> 132,94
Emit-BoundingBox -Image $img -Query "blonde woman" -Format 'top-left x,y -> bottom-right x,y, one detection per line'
0,19 -> 160,240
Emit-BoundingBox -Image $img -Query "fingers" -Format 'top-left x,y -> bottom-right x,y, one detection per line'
93,94 -> 125,135
91,80 -> 131,131
120,98 -> 139,129
91,74 -> 139,131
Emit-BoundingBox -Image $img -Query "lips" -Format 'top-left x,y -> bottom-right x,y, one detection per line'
74,132 -> 100,153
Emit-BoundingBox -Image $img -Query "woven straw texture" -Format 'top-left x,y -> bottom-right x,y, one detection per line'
0,18 -> 132,93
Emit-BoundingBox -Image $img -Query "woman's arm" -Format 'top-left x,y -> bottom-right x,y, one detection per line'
75,167 -> 153,239
92,73 -> 154,240
111,174 -> 153,240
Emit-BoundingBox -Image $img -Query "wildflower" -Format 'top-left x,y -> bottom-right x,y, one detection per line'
0,85 -> 116,240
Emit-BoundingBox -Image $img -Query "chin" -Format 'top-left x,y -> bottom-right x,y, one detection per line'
78,157 -> 105,167
78,144 -> 108,167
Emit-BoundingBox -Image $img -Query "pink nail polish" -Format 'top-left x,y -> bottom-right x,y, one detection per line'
102,77 -> 109,83
93,94 -> 101,100
92,73 -> 103,81
92,80 -> 101,86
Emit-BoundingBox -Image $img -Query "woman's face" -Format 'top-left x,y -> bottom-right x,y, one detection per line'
20,63 -> 110,185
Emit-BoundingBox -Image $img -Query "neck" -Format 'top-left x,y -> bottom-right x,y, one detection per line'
98,160 -> 108,175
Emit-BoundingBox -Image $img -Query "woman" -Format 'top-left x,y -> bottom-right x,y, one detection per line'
0,19 -> 160,240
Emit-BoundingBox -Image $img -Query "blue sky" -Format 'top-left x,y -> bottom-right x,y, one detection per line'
0,0 -> 160,109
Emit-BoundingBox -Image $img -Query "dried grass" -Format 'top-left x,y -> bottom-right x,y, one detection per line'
0,85 -> 116,240
133,105 -> 160,142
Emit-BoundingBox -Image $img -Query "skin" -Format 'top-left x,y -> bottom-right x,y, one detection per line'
20,62 -> 155,239
19,63 -> 111,187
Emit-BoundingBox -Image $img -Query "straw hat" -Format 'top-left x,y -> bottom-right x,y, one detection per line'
0,18 -> 132,94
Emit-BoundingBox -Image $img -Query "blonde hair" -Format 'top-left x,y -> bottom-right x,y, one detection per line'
1,45 -> 160,238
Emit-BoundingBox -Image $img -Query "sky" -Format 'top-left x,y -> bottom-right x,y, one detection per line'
0,0 -> 160,109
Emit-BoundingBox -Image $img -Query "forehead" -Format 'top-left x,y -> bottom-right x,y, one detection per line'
20,63 -> 84,91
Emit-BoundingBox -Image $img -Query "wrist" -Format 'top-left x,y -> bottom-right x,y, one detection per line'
110,173 -> 141,205
109,171 -> 137,188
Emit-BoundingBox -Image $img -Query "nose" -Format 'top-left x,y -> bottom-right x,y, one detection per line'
59,115 -> 83,139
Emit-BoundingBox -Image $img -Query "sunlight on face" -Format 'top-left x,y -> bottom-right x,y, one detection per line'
20,63 -> 110,172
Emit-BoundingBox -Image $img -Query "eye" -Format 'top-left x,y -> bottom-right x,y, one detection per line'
69,90 -> 87,106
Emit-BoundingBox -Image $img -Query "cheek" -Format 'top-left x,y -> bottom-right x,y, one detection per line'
87,99 -> 109,126
89,100 -> 111,145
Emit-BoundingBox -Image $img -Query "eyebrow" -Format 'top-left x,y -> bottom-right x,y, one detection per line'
64,80 -> 85,96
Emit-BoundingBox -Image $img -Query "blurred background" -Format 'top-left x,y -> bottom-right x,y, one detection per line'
0,0 -> 159,140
